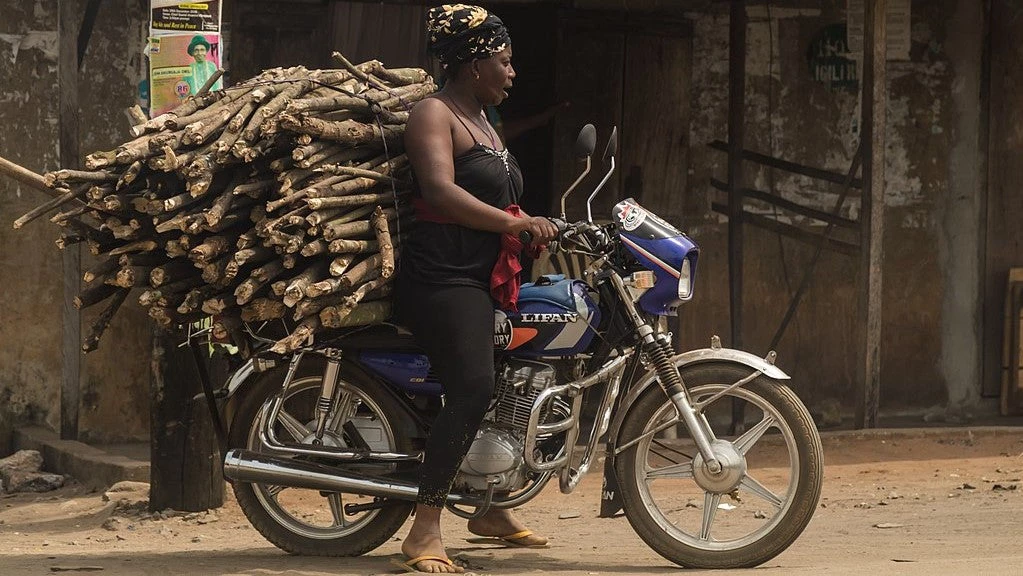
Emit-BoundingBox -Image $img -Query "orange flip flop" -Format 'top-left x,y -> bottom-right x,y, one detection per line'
390,554 -> 465,573
465,529 -> 549,548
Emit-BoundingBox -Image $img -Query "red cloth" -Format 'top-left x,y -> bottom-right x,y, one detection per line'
492,204 -> 542,312
413,198 -> 539,310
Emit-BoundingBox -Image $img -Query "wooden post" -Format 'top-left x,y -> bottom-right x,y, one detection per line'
856,0 -> 887,429
58,0 -> 82,441
728,0 -> 748,431
150,327 -> 225,512
727,0 -> 747,351
78,0 -> 103,69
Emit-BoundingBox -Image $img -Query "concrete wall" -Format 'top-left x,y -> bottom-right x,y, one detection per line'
0,0 -> 152,443
575,0 -> 987,420
672,0 -> 984,420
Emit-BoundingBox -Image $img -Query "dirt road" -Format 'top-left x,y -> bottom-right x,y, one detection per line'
2,428 -> 1022,576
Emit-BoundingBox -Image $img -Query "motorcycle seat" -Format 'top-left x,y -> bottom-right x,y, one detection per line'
519,275 -> 578,311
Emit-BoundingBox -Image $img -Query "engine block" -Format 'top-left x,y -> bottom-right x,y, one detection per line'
494,359 -> 556,432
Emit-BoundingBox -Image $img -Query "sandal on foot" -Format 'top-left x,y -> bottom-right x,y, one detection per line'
465,529 -> 549,548
390,555 -> 464,573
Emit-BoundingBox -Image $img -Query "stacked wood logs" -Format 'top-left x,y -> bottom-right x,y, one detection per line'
14,53 -> 434,354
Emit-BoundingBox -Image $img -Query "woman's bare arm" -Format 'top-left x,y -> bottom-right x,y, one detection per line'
405,99 -> 556,243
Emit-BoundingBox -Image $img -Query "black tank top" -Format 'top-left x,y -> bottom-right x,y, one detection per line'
400,103 -> 524,288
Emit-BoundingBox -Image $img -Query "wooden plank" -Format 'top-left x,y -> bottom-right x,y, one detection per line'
767,146 -> 864,352
231,2 -> 334,81
727,0 -> 747,353
77,0 -> 102,70
622,31 -> 690,224
710,179 -> 859,230
711,203 -> 859,256
59,0 -> 81,441
709,140 -> 864,189
983,0 -> 1022,399
856,0 -> 887,429
552,14 -> 624,219
1002,269 -> 1023,415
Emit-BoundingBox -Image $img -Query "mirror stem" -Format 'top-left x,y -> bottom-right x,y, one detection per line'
560,157 -> 592,220
586,156 -> 616,224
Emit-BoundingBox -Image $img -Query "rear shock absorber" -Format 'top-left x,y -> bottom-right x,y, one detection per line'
313,348 -> 343,444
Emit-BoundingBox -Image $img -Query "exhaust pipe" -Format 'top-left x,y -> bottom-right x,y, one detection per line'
223,449 -> 479,504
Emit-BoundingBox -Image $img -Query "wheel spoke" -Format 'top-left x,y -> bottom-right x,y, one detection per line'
739,473 -> 783,508
732,414 -> 775,455
277,409 -> 310,441
327,492 -> 347,527
700,492 -> 721,541
650,438 -> 695,464
265,484 -> 285,499
646,461 -> 695,480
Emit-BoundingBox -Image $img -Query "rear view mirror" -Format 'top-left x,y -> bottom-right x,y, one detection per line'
603,126 -> 618,162
575,124 -> 597,159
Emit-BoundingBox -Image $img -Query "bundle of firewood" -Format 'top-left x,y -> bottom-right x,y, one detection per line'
12,53 -> 435,354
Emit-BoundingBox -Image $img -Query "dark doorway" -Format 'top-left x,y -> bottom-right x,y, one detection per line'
482,2 -> 560,218
552,10 -> 692,224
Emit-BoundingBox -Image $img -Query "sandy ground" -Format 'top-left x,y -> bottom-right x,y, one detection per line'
2,428 -> 1023,576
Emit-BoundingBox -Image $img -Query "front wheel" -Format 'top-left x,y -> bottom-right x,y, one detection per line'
615,362 -> 823,569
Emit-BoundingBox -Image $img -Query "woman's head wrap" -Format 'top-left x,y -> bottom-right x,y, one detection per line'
426,4 -> 510,70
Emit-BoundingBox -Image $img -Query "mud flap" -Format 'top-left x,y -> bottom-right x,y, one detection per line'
599,449 -> 623,517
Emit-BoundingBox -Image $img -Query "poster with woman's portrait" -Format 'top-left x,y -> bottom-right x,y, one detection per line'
148,33 -> 222,115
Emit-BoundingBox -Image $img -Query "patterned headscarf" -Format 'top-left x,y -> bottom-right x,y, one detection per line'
426,4 -> 510,70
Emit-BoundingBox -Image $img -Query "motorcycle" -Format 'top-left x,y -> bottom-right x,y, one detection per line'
214,124 -> 824,569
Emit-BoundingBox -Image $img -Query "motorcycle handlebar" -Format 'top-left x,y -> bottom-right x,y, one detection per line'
518,217 -> 570,246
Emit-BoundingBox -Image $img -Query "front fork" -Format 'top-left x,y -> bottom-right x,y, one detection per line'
607,274 -> 723,474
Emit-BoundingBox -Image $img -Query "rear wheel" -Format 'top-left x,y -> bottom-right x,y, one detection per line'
229,358 -> 415,556
615,362 -> 823,568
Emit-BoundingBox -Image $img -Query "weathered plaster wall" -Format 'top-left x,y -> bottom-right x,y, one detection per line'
939,1 -> 984,412
583,0 -> 985,420
557,0 -> 985,420
0,0 -> 151,443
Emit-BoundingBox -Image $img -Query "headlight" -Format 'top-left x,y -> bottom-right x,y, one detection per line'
677,258 -> 693,300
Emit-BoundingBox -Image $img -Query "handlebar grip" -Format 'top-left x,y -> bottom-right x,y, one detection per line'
548,217 -> 569,233
518,217 -> 569,246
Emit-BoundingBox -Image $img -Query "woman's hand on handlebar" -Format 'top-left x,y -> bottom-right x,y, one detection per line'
510,216 -> 559,247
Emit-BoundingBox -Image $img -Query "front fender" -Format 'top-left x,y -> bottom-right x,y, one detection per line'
607,347 -> 789,448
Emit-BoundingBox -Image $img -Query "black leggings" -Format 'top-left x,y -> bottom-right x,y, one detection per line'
394,277 -> 495,508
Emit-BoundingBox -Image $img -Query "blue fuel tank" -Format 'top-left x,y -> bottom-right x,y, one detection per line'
494,276 -> 601,357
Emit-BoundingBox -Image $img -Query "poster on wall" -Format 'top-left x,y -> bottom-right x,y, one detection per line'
808,24 -> 858,92
148,33 -> 223,116
846,0 -> 911,61
150,1 -> 221,35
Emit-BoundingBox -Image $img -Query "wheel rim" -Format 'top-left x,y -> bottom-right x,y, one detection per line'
631,383 -> 800,550
246,375 -> 400,540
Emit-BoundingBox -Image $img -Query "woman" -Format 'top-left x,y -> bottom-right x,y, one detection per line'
393,4 -> 558,573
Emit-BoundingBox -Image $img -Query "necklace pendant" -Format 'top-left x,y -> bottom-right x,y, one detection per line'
483,146 -> 511,175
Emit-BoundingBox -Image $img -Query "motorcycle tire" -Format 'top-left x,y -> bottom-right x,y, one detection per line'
229,357 -> 415,557
615,362 -> 823,569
